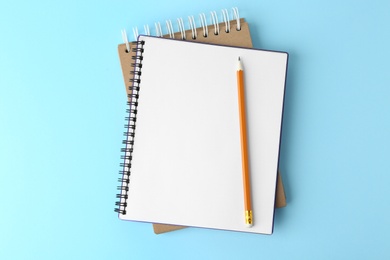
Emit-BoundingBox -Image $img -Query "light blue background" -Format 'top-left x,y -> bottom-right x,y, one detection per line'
1,0 -> 389,259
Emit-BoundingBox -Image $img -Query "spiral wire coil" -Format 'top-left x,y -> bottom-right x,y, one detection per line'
115,40 -> 145,215
121,7 -> 241,53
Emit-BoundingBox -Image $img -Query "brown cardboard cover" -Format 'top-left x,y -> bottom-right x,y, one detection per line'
117,19 -> 287,235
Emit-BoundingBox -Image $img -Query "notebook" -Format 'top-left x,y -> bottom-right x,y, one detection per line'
116,9 -> 287,234
116,35 -> 288,234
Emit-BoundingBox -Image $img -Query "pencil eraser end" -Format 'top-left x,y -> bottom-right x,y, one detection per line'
245,210 -> 253,227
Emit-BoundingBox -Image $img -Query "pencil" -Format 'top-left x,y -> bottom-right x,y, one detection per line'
237,57 -> 253,227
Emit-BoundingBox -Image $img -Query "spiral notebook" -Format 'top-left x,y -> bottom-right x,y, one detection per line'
116,34 -> 288,235
117,10 -> 287,234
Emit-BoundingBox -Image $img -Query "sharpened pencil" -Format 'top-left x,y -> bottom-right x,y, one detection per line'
237,57 -> 253,227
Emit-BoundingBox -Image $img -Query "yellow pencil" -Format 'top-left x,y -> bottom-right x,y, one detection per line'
237,57 -> 253,227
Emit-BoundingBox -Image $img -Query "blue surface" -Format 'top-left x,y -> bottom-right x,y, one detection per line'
1,0 -> 390,259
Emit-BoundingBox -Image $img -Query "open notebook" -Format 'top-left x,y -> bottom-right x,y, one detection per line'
116,35 -> 288,234
117,12 -> 287,234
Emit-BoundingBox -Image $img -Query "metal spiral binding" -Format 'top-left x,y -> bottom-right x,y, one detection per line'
115,40 -> 145,215
121,7 -> 241,52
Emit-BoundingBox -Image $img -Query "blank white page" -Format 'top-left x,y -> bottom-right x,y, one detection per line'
119,35 -> 288,234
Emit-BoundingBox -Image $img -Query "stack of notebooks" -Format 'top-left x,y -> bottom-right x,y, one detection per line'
115,8 -> 288,235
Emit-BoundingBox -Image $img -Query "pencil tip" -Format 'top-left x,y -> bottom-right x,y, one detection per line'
238,56 -> 240,61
